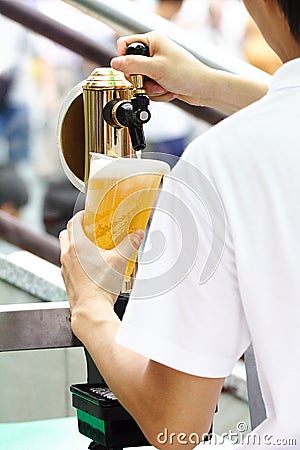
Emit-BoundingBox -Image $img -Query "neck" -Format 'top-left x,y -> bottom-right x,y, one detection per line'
155,2 -> 182,21
279,39 -> 300,63
270,7 -> 300,63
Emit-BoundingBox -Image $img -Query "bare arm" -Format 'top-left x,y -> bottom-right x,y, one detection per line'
111,31 -> 269,115
60,214 -> 224,449
76,309 -> 223,448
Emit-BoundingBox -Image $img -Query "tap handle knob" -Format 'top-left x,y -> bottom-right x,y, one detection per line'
123,42 -> 151,152
126,43 -> 150,93
126,42 -> 150,57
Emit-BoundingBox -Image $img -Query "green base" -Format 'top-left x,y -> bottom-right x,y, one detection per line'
77,409 -> 107,446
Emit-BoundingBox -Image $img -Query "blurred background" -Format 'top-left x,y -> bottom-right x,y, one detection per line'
0,0 -> 280,244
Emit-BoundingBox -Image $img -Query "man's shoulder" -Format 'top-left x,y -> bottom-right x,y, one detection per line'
183,90 -> 295,169
201,96 -> 271,143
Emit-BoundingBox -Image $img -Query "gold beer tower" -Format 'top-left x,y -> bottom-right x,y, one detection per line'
59,43 -> 151,190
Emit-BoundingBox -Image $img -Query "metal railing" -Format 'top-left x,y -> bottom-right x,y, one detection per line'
0,0 -> 113,66
0,211 -> 60,266
0,0 -> 271,127
65,0 -> 270,82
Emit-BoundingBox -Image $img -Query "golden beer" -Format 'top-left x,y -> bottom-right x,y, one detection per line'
83,155 -> 170,281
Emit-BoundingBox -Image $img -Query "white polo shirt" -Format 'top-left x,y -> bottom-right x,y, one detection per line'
116,58 -> 300,446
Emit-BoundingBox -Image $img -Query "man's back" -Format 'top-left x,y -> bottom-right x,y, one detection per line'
196,57 -> 300,432
118,58 -> 300,443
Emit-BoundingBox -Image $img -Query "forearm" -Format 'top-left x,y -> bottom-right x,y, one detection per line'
196,67 -> 269,115
72,304 -> 222,449
71,305 -> 155,438
72,304 -> 148,407
113,32 -> 269,116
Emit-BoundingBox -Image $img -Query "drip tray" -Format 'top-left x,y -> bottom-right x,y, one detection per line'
70,383 -> 149,448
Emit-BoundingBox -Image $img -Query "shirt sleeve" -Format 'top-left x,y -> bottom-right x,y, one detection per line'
116,139 -> 251,378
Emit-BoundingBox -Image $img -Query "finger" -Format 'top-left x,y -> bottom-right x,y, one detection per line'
150,92 -> 179,102
67,210 -> 85,245
116,230 -> 145,261
111,56 -> 177,102
143,79 -> 167,96
111,59 -> 170,98
66,216 -> 73,240
59,229 -> 69,264
111,54 -> 154,79
59,228 -> 69,250
116,33 -> 151,56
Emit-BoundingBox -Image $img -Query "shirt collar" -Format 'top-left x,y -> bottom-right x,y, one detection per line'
268,57 -> 300,94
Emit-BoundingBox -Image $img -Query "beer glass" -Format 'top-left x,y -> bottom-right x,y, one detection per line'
83,153 -> 170,284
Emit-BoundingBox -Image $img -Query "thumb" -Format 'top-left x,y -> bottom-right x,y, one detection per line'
116,230 -> 145,261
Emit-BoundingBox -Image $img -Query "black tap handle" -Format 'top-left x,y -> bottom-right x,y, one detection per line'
126,42 -> 150,57
102,42 -> 150,152
128,123 -> 147,152
125,42 -> 150,90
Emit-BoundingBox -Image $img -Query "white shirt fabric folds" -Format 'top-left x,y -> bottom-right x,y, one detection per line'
116,58 -> 300,446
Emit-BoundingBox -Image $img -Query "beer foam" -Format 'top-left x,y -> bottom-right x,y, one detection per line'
89,154 -> 170,180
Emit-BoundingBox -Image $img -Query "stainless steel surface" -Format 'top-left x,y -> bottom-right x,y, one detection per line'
223,359 -> 248,403
0,302 -> 81,351
244,345 -> 266,430
0,273 -> 125,352
0,252 -> 67,302
65,0 -> 270,83
0,278 -> 41,305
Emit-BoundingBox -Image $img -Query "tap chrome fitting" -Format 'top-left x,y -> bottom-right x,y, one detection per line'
103,43 -> 151,152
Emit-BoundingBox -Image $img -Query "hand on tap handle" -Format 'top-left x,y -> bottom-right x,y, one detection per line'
111,32 -> 268,114
126,42 -> 150,58
126,42 -> 151,123
103,42 -> 151,152
126,42 -> 150,97
111,32 -> 199,104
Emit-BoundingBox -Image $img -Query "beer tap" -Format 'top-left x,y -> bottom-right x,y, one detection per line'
103,43 -> 151,152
